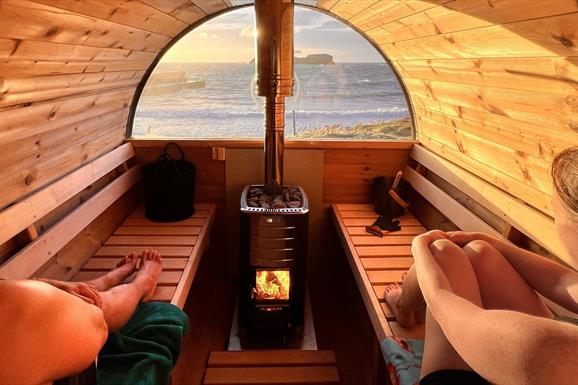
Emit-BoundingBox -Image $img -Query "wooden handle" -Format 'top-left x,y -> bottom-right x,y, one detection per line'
392,170 -> 403,190
389,189 -> 410,209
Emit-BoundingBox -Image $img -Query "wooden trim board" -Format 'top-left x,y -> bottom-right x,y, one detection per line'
129,138 -> 418,150
171,204 -> 216,309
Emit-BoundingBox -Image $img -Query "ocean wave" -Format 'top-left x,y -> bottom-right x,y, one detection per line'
137,107 -> 408,119
135,62 -> 410,137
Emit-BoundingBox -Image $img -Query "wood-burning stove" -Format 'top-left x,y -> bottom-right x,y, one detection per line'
239,185 -> 308,336
237,0 -> 306,341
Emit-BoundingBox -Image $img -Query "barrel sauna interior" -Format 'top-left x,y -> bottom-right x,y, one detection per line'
0,1 -> 577,385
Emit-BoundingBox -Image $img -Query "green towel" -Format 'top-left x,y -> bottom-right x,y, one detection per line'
97,302 -> 189,385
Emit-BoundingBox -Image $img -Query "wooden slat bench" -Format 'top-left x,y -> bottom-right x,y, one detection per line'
333,144 -> 577,346
332,204 -> 427,341
0,142 -> 215,309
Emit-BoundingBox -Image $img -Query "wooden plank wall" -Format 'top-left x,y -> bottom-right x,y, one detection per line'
317,0 -> 578,217
323,147 -> 413,203
0,0 -> 230,210
131,141 -> 413,205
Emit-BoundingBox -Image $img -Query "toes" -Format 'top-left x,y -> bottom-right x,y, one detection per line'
149,250 -> 161,262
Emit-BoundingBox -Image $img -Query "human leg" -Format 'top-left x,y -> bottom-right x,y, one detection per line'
384,265 -> 427,327
98,249 -> 162,331
0,279 -> 108,385
419,239 -> 485,377
398,266 -> 427,311
463,240 -> 554,318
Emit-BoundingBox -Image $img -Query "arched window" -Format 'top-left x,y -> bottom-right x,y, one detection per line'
131,5 -> 412,140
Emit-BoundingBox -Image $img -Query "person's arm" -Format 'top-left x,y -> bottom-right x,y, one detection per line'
428,289 -> 578,385
448,231 -> 578,313
412,232 -> 578,385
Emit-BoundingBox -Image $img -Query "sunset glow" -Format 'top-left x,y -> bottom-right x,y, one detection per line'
160,6 -> 382,63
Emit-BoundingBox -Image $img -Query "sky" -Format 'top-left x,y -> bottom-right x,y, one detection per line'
160,6 -> 383,63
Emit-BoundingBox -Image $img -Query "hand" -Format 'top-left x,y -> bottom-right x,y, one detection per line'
416,229 -> 448,245
411,230 -> 448,256
40,280 -> 103,308
446,231 -> 486,246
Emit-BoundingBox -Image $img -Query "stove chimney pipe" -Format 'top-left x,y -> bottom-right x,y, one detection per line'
254,0 -> 294,195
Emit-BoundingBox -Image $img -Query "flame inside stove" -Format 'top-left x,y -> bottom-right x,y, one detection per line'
255,270 -> 290,301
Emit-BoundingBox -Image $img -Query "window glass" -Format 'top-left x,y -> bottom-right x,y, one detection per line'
131,6 -> 412,140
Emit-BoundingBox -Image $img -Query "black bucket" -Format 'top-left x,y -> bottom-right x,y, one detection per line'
143,143 -> 196,222
372,172 -> 410,219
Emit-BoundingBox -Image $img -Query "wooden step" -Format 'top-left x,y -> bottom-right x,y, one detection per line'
203,367 -> 340,385
204,350 -> 340,385
207,350 -> 336,368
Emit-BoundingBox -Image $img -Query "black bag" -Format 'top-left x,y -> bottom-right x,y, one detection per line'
143,143 -> 196,222
373,171 -> 410,219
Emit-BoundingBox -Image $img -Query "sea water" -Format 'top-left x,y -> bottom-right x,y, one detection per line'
132,62 -> 410,139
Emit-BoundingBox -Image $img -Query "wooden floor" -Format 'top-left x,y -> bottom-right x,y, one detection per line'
333,204 -> 426,340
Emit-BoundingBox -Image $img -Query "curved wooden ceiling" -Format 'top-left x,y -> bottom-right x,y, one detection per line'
1,0 -> 577,218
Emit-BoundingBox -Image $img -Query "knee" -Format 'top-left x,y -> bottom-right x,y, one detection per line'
85,304 -> 109,345
55,301 -> 108,378
428,238 -> 461,259
463,240 -> 496,261
463,240 -> 504,274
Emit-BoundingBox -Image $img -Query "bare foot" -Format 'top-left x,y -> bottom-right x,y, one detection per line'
385,283 -> 416,327
134,249 -> 163,301
113,252 -> 139,281
85,252 -> 139,291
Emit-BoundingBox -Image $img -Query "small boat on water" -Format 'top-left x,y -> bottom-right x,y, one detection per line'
142,71 -> 206,96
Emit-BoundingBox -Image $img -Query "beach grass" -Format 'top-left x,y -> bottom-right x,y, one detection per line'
291,117 -> 412,140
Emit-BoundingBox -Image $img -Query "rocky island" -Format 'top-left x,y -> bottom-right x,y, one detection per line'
295,54 -> 335,65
